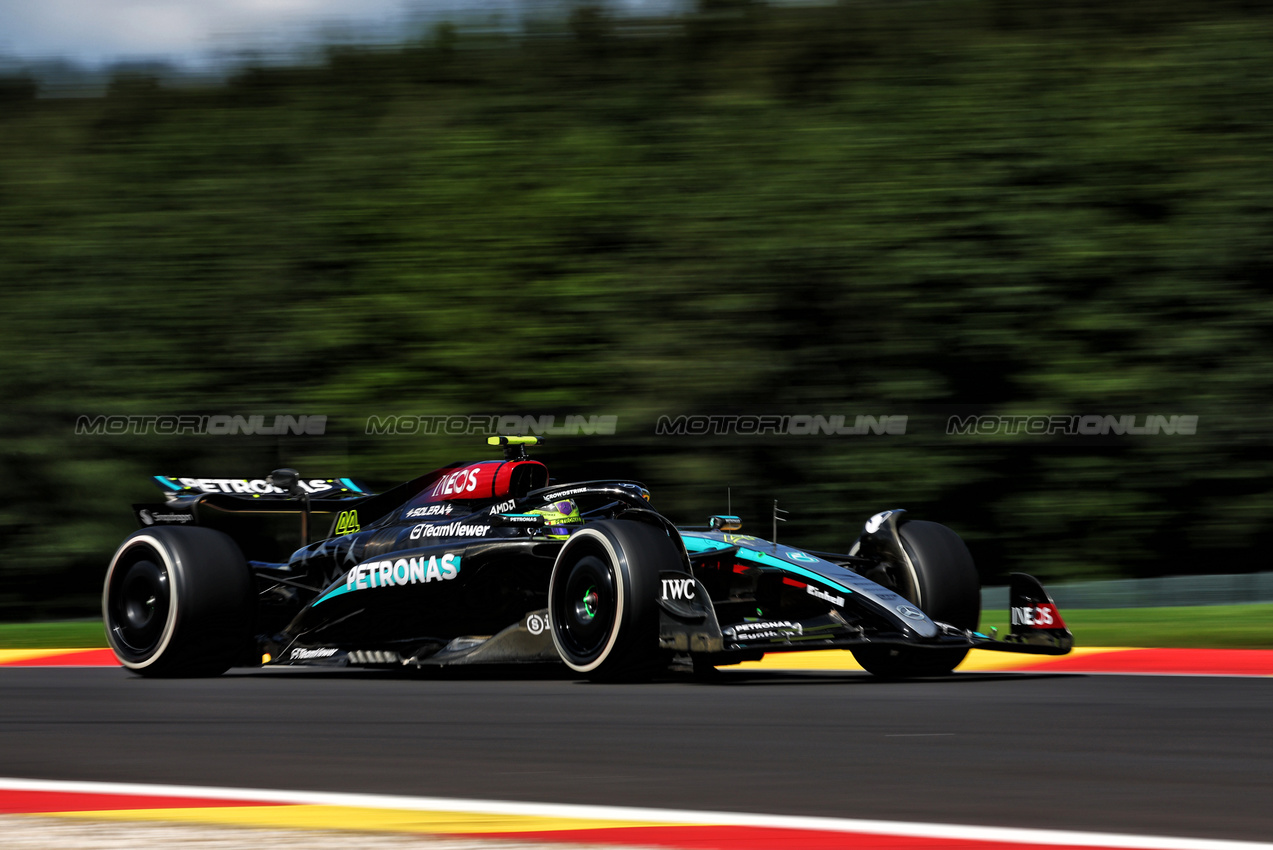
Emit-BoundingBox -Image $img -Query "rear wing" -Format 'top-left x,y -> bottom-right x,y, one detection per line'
151,476 -> 374,499
135,475 -> 379,561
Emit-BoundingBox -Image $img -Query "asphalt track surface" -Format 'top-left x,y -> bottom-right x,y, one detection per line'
1,666 -> 1270,843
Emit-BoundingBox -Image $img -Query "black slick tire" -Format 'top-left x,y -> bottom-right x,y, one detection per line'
102,526 -> 254,677
548,520 -> 677,681
852,520 -> 980,679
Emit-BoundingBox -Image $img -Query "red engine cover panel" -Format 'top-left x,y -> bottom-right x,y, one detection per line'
418,460 -> 548,502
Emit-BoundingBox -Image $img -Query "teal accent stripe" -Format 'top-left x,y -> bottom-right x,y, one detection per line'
682,534 -> 853,595
734,548 -> 793,569
339,477 -> 361,493
154,475 -> 180,490
683,537 -> 731,553
733,549 -> 853,594
314,583 -> 352,606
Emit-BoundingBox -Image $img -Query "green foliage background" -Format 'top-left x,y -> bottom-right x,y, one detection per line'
2,0 -> 1271,617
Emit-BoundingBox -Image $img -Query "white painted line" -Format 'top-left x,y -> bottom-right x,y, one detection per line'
2,777 -> 1271,850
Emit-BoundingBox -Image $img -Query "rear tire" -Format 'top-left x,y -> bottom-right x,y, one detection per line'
103,527 -> 254,677
852,520 -> 980,679
548,520 -> 677,681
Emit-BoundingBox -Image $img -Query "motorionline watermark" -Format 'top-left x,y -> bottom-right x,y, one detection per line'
946,414 -> 1198,436
75,414 -> 328,436
366,414 -> 618,436
655,415 -> 908,436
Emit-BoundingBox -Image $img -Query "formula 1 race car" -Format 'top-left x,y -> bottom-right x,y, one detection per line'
103,437 -> 1072,680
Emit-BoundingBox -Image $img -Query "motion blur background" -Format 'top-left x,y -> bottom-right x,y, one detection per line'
2,0 -> 1271,619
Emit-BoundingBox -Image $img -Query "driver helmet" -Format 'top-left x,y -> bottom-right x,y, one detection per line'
528,499 -> 583,539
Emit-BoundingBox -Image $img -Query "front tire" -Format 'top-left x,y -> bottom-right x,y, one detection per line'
103,527 -> 254,677
852,520 -> 980,679
548,520 -> 677,681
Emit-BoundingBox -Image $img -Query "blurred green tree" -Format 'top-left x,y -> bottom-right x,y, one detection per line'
1,0 -> 1271,617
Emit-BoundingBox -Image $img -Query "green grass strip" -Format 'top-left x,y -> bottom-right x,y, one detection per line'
981,605 -> 1273,649
0,620 -> 107,649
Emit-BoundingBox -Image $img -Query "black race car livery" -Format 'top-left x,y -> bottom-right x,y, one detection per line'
104,437 -> 1072,680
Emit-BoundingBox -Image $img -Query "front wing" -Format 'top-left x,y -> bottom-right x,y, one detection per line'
657,571 -> 1073,658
